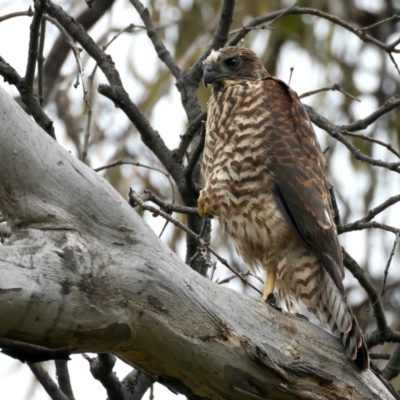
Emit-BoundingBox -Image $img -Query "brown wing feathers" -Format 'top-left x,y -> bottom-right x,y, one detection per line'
262,77 -> 369,371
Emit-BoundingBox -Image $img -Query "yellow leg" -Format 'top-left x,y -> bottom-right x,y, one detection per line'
263,265 -> 277,300
198,196 -> 212,217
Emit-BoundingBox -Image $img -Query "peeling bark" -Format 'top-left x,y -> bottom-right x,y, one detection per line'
0,86 -> 397,399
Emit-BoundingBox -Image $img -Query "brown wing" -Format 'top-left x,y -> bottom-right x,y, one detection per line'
262,77 -> 345,294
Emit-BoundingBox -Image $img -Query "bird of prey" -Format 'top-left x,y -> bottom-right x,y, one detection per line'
198,46 -> 369,371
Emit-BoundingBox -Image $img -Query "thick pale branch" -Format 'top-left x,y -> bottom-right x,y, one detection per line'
0,85 -> 396,400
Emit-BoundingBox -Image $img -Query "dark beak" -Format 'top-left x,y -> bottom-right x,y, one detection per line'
203,65 -> 218,87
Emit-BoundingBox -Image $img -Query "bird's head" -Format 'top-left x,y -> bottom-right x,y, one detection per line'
203,47 -> 269,89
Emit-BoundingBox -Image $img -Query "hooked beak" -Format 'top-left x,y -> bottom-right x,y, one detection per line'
203,65 -> 219,87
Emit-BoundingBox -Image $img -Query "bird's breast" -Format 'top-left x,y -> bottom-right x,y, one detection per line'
200,82 -> 294,266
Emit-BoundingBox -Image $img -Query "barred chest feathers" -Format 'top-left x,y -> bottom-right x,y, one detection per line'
200,80 -> 294,268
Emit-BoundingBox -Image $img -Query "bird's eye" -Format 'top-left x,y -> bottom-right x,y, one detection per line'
225,57 -> 240,70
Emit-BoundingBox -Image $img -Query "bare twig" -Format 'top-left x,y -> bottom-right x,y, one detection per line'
176,111 -> 207,160
25,0 -> 46,88
95,158 -> 175,205
299,83 -> 361,102
55,360 -> 75,400
306,104 -> 400,173
369,353 -> 392,360
184,125 -> 206,190
341,131 -> 400,159
342,249 -> 387,334
83,353 -> 125,400
0,338 -> 70,363
229,3 -> 296,37
380,231 -> 400,299
129,189 -> 262,295
0,59 -> 56,140
342,95 -> 400,132
359,15 -> 400,32
28,363 -> 70,400
339,221 -> 399,235
228,6 -> 400,54
135,190 -> 199,215
37,17 -> 46,106
365,328 -> 400,349
0,7 -> 34,22
129,0 -> 181,79
383,344 -> 400,381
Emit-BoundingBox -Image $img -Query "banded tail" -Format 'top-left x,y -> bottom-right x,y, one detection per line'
315,271 -> 370,371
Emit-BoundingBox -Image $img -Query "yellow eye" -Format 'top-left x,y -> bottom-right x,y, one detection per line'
225,57 -> 240,70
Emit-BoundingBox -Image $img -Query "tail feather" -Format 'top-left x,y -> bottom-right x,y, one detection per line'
313,271 -> 370,371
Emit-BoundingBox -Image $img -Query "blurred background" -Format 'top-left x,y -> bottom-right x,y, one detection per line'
0,0 -> 400,398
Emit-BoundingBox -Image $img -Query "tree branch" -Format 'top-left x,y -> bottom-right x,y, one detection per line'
0,55 -> 56,139
55,360 -> 75,400
383,344 -> 400,381
306,104 -> 400,173
24,0 -> 46,89
129,0 -> 181,79
28,363 -> 70,400
84,353 -> 126,400
342,249 -> 388,333
228,6 -> 400,54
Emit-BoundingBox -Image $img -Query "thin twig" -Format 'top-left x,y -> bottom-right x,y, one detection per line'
299,83 -> 361,102
380,231 -> 400,299
342,249 -> 387,334
55,360 -> 75,400
0,35 -> 55,138
230,3 -> 296,37
369,353 -> 392,360
95,159 -> 175,206
25,0 -> 46,89
382,344 -> 400,381
37,17 -> 46,106
28,363 -> 70,400
137,190 -> 199,215
176,111 -> 207,160
129,189 -> 262,295
184,125 -> 206,190
358,15 -> 400,32
228,6 -> 400,53
341,131 -> 400,159
338,220 -> 399,235
306,104 -> 400,173
0,7 -> 34,22
342,95 -> 400,132
129,0 -> 181,79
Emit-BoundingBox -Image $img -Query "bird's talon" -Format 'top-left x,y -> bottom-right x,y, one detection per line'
264,293 -> 281,311
198,197 -> 212,217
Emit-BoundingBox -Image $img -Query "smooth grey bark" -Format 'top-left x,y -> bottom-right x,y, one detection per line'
0,85 -> 396,399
